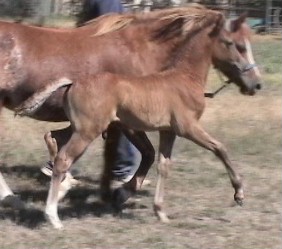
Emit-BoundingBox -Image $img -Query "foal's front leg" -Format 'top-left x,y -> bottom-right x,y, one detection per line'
154,131 -> 176,223
45,132 -> 91,229
43,126 -> 72,172
43,127 -> 79,200
180,122 -> 244,205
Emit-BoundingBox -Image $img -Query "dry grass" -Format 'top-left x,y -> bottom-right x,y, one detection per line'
0,35 -> 281,249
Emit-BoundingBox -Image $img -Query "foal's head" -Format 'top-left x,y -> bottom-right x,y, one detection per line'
210,14 -> 261,95
211,13 -> 262,95
228,14 -> 263,89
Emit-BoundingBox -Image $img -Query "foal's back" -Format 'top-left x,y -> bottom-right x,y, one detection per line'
67,69 -> 205,134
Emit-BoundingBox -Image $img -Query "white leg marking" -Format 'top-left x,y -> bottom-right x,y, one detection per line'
0,173 -> 14,200
45,177 -> 64,229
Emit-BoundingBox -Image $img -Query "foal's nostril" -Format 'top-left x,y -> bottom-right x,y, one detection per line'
256,83 -> 262,90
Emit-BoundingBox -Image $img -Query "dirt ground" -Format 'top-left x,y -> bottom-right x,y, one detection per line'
0,35 -> 281,249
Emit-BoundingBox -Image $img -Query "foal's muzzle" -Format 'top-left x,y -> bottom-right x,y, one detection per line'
232,62 -> 263,95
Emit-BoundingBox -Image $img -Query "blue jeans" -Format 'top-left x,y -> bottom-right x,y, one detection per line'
79,0 -> 139,180
113,133 -> 141,180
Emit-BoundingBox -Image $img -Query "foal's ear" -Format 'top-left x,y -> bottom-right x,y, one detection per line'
230,12 -> 248,32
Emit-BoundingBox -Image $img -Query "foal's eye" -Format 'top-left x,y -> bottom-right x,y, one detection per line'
236,43 -> 247,53
221,39 -> 233,47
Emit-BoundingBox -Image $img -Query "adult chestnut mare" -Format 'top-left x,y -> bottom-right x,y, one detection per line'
18,9 -> 261,229
0,7 -> 208,205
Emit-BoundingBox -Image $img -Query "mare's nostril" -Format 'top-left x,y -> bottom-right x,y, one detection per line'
256,83 -> 261,90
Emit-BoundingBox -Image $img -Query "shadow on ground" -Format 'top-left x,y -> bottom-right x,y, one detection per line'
0,164 -> 151,229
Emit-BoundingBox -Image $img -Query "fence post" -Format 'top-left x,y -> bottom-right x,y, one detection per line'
266,0 -> 272,33
37,0 -> 52,25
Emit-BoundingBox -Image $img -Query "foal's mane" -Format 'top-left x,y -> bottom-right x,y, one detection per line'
151,9 -> 224,42
150,9 -> 224,70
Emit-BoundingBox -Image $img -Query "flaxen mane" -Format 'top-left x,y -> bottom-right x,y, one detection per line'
151,10 -> 223,42
83,7 -> 222,38
84,14 -> 137,36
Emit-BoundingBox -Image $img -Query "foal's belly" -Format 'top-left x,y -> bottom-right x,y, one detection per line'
117,109 -> 171,131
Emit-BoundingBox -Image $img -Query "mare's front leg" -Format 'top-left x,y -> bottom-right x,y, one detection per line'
46,131 -> 92,229
112,130 -> 155,211
0,101 -> 13,200
0,173 -> 13,200
0,101 -> 25,209
154,131 -> 176,223
0,173 -> 25,209
179,121 -> 244,205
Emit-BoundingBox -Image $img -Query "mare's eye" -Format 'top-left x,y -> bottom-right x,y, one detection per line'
236,43 -> 247,53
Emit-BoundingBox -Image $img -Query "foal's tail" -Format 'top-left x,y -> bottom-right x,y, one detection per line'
15,77 -> 73,117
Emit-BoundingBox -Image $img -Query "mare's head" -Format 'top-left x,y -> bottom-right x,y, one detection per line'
211,13 -> 262,95
209,13 -> 262,95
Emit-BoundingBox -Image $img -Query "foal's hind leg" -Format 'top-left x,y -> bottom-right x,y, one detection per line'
45,131 -> 93,229
180,122 -> 244,205
154,131 -> 176,223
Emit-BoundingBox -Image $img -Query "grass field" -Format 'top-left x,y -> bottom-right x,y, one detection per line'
0,34 -> 281,249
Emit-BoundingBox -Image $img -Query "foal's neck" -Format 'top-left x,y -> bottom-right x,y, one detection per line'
171,35 -> 213,88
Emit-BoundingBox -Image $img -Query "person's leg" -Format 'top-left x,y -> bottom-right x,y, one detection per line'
113,133 -> 141,182
100,126 -> 142,202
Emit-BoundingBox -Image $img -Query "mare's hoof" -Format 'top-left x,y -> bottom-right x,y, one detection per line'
112,187 -> 131,212
1,195 -> 25,210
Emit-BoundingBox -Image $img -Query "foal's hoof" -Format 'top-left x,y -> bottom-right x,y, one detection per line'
234,193 -> 244,206
235,197 -> 244,206
0,195 -> 25,210
112,187 -> 131,212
